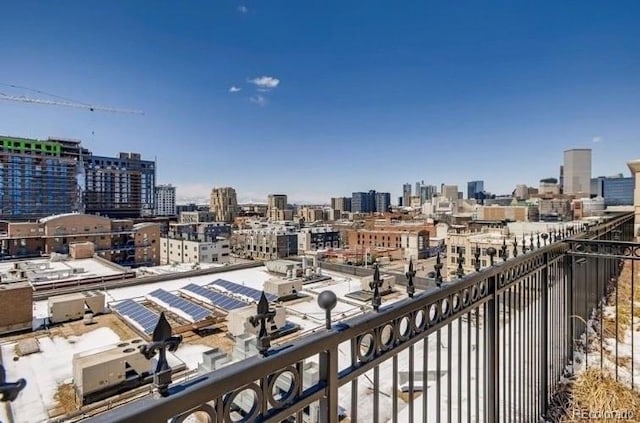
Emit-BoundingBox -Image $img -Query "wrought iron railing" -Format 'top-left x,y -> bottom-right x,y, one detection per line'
3,213 -> 636,422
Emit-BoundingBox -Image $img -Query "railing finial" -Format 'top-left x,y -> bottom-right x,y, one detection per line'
530,233 -> 534,251
501,238 -> 508,262
486,247 -> 497,266
317,290 -> 337,329
405,258 -> 416,298
512,237 -> 518,258
0,365 -> 26,402
249,292 -> 277,356
434,252 -> 443,287
456,248 -> 465,279
140,312 -> 182,396
536,232 -> 541,249
541,232 -> 549,246
474,244 -> 481,272
370,263 -> 383,312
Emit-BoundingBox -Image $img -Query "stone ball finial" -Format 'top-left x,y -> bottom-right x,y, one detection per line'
486,247 -> 497,257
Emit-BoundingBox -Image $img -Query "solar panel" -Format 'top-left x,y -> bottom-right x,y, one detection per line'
148,289 -> 212,323
112,299 -> 159,335
181,284 -> 248,311
210,279 -> 278,302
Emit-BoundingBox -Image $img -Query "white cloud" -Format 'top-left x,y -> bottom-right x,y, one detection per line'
237,5 -> 248,13
250,94 -> 267,106
229,86 -> 242,93
174,183 -> 211,204
592,136 -> 603,143
249,76 -> 280,89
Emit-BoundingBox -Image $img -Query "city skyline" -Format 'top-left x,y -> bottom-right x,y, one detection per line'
0,1 -> 639,203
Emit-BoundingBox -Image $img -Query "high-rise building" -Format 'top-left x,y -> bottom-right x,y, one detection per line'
375,192 -> 391,213
267,194 -> 288,211
592,176 -> 634,206
352,191 -> 376,213
515,184 -> 529,200
0,136 -> 88,220
563,149 -> 592,195
267,194 -> 288,220
210,187 -> 239,223
420,185 -> 437,202
155,184 -> 176,216
442,185 -> 459,202
415,181 -> 422,196
467,180 -> 485,200
85,152 -> 156,218
330,197 -> 352,212
402,183 -> 412,208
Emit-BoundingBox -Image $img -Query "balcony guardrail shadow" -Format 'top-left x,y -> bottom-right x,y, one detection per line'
7,213 -> 637,423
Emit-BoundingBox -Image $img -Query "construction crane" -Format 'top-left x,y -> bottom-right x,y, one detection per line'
0,83 -> 144,114
0,93 -> 144,115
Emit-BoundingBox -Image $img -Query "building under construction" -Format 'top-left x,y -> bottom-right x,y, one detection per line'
0,136 -> 89,221
0,135 -> 156,220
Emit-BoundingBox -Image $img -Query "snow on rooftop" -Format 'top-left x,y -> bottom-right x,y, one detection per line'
0,327 -> 213,423
1,327 -> 121,423
38,212 -> 82,223
136,263 -> 224,275
33,267 -> 274,319
0,257 -> 124,282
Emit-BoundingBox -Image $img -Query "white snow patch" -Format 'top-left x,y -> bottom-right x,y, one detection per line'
1,327 -> 121,423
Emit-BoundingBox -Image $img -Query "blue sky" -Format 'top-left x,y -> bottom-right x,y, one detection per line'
0,1 -> 638,203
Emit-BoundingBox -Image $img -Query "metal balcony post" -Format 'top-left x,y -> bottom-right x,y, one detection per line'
319,345 -> 339,423
540,252 -> 549,417
486,273 -> 499,423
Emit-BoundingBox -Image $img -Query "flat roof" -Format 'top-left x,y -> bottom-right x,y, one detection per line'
0,258 -> 125,284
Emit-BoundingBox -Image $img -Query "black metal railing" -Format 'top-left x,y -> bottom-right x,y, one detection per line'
4,213 -> 636,422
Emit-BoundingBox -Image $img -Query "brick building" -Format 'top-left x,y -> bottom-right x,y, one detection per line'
0,282 -> 33,334
0,213 -> 160,267
345,228 -> 431,260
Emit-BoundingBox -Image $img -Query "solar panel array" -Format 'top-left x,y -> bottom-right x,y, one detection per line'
209,279 -> 278,302
181,284 -> 248,311
148,289 -> 212,322
112,299 -> 159,335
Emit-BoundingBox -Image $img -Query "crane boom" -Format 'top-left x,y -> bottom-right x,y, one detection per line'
0,93 -> 144,115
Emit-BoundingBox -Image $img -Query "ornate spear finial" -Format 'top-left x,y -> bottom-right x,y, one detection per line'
140,312 -> 182,396
456,248 -> 465,279
370,263 -> 383,311
434,252 -> 443,287
474,244 -> 481,272
249,292 -> 277,356
501,238 -> 508,262
405,258 -> 416,298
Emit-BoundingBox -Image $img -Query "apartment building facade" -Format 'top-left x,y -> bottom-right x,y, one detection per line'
297,227 -> 341,252
345,228 -> 430,260
234,229 -> 298,260
0,213 -> 160,266
160,238 -> 230,265
155,184 -> 176,216
84,152 -> 156,218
